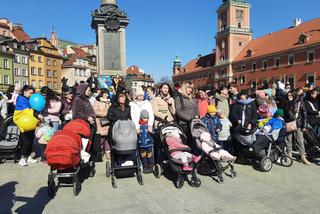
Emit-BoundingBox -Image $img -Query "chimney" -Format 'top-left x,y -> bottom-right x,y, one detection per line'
294,18 -> 302,27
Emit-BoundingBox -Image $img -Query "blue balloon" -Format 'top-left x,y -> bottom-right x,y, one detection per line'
29,93 -> 46,112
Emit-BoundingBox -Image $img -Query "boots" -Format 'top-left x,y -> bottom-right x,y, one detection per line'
301,155 -> 311,165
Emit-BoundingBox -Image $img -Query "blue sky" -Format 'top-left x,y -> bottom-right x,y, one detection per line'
1,0 -> 320,81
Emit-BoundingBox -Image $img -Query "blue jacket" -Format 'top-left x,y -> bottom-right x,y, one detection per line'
15,95 -> 31,111
138,124 -> 154,148
202,114 -> 222,142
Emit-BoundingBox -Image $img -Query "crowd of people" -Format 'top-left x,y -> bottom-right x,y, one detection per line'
1,77 -> 320,172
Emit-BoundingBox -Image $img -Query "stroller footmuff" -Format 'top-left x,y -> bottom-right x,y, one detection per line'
154,123 -> 201,189
303,125 -> 320,160
106,120 -> 143,188
0,116 -> 20,163
190,119 -> 236,183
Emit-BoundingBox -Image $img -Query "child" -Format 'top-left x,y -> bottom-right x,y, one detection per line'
165,130 -> 201,171
137,110 -> 154,174
218,111 -> 233,152
36,122 -> 55,162
202,105 -> 222,143
200,132 -> 236,162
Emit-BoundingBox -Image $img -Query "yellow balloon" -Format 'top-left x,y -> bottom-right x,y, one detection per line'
17,114 -> 38,132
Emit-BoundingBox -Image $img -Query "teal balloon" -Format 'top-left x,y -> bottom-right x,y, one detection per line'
29,94 -> 46,112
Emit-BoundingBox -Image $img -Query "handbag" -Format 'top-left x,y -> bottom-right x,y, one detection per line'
286,102 -> 301,133
99,117 -> 110,127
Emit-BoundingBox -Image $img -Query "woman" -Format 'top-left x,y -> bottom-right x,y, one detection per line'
305,89 -> 320,130
107,92 -> 131,124
284,90 -> 311,165
175,82 -> 198,149
151,83 -> 176,128
61,88 -> 74,123
14,85 -> 44,166
93,89 -> 111,161
40,87 -> 62,132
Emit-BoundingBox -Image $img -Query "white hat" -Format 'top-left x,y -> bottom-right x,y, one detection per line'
134,88 -> 145,98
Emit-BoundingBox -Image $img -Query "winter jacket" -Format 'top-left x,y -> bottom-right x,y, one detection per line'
93,99 -> 111,136
305,97 -> 320,126
198,98 -> 209,119
229,98 -> 258,132
175,94 -> 198,125
202,114 -> 222,142
107,103 -> 131,123
166,136 -> 190,156
61,98 -> 73,120
138,124 -> 154,148
42,100 -> 62,122
215,93 -> 230,118
72,84 -> 96,122
130,100 -> 154,129
151,95 -> 175,127
283,98 -> 307,129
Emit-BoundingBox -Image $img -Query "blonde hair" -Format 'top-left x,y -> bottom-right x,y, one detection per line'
181,82 -> 195,99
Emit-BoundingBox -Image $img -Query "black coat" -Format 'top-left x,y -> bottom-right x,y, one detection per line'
283,99 -> 307,129
229,99 -> 258,132
305,98 -> 320,126
107,104 -> 131,123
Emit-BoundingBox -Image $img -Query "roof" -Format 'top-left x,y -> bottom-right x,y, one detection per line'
126,65 -> 154,82
71,46 -> 88,58
0,22 -> 10,30
12,26 -> 31,42
234,17 -> 320,62
62,55 -> 77,67
177,53 -> 215,76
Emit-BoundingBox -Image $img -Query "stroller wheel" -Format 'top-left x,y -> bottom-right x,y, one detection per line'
111,176 -> 117,188
47,175 -> 56,198
106,161 -> 111,177
217,174 -> 224,183
137,172 -> 144,186
280,155 -> 293,167
73,177 -> 81,196
153,164 -> 162,178
190,177 -> 201,188
230,170 -> 237,178
260,157 -> 273,172
175,176 -> 184,189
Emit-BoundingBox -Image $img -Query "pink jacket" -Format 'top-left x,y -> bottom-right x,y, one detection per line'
166,136 -> 190,156
47,100 -> 62,122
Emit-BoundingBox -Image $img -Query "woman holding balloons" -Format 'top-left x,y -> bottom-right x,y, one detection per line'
14,85 -> 45,166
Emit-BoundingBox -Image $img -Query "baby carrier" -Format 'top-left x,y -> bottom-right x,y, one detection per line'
106,120 -> 143,188
190,119 -> 236,183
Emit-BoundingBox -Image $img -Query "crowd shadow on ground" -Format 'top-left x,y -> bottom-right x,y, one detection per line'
0,181 -> 51,214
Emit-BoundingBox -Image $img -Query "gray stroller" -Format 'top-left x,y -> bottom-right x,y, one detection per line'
190,119 -> 236,183
0,116 -> 20,163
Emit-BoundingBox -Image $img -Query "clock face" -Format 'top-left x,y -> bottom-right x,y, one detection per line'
236,10 -> 243,21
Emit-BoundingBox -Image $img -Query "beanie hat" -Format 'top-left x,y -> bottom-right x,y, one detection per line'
140,109 -> 149,119
134,88 -> 145,98
275,109 -> 284,117
207,105 -> 217,113
256,90 -> 266,99
257,103 -> 270,117
200,132 -> 212,142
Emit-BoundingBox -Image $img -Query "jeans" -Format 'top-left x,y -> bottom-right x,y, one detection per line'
285,128 -> 306,156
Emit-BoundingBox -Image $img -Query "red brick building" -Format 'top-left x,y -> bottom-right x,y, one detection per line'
173,0 -> 320,90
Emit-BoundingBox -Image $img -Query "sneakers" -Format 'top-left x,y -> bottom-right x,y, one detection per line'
18,158 -> 28,167
27,156 -> 38,164
192,155 -> 202,164
182,165 -> 193,171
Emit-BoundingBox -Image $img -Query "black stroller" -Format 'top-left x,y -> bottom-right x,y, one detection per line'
190,119 -> 236,183
106,120 -> 143,188
303,124 -> 320,162
153,123 -> 201,189
236,123 -> 293,172
0,116 -> 20,163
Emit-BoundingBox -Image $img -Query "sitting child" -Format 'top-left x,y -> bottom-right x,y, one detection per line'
166,130 -> 201,171
202,105 -> 222,144
137,110 -> 154,174
200,132 -> 236,162
36,122 -> 55,162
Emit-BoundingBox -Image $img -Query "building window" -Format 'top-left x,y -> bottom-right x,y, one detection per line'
47,70 -> 51,78
75,69 -> 79,76
38,68 -> 43,76
286,75 -> 295,88
22,57 -> 27,64
288,54 -> 294,65
241,64 -> 246,70
308,51 -> 314,62
306,74 -> 315,84
53,60 -> 57,67
31,67 -> 35,75
53,82 -> 58,90
15,55 -> 20,63
39,80 -> 43,88
22,69 -> 27,77
263,61 -> 268,69
275,58 -> 280,67
252,62 -> 256,71
240,76 -> 246,84
30,55 -> 35,62
238,23 -> 242,28
14,68 -> 20,76
4,75 -> 9,84
262,79 -> 269,87
38,56 -> 42,63
22,81 -> 27,86
47,81 -> 52,89
238,41 -> 243,46
46,59 -> 51,66
251,80 -> 257,89
15,81 -> 20,86
53,70 -> 57,78
31,80 -> 36,88
4,59 -> 9,69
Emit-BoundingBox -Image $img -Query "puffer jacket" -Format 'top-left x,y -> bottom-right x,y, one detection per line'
93,99 -> 111,136
175,94 -> 198,125
42,99 -> 62,122
284,98 -> 307,129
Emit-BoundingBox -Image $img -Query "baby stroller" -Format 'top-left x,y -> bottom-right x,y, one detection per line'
46,119 -> 95,197
303,124 -> 320,161
236,121 -> 293,172
190,119 -> 236,183
0,116 -> 20,163
153,123 -> 201,189
106,120 -> 143,188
